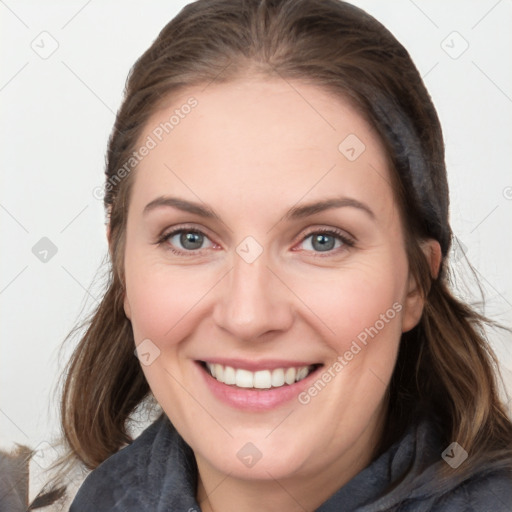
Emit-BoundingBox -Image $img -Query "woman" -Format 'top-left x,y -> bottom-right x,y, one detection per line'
53,0 -> 512,510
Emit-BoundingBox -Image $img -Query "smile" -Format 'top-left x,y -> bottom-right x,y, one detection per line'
196,359 -> 324,410
204,362 -> 317,389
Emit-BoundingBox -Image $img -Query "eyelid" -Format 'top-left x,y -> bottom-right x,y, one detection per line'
157,222 -> 210,238
156,224 -> 217,252
298,226 -> 355,244
292,227 -> 355,256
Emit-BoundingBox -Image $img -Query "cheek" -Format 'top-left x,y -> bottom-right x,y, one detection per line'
292,266 -> 406,422
124,258 -> 213,411
294,262 -> 406,352
124,253 -> 217,344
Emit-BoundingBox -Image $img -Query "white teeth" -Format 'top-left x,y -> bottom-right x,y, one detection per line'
214,363 -> 224,382
296,367 -> 309,381
284,367 -> 296,385
236,369 -> 254,388
271,368 -> 285,387
205,363 -> 313,389
253,370 -> 272,389
223,365 -> 236,385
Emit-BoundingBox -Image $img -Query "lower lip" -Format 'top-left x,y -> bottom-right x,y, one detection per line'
196,362 -> 321,411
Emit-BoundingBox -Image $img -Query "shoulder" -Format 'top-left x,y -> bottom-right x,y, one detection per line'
429,468 -> 512,512
382,415 -> 512,512
70,415 -> 183,511
397,466 -> 512,512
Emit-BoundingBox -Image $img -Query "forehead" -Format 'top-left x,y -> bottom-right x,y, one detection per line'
129,78 -> 393,219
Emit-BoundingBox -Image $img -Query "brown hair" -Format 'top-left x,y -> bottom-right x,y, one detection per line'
60,0 -> 512,482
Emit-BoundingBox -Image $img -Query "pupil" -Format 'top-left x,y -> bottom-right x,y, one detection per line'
181,232 -> 203,250
313,234 -> 334,252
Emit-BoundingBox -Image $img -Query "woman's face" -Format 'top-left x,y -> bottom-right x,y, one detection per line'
122,78 -> 426,487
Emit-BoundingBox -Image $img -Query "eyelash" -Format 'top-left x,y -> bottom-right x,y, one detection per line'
155,225 -> 355,257
293,228 -> 355,257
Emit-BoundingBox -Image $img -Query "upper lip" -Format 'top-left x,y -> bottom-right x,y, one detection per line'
198,358 -> 322,371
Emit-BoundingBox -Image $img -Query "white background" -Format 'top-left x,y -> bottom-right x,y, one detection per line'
1,0 -> 511,457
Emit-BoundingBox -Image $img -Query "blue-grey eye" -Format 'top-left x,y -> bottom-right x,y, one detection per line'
169,231 -> 212,251
301,232 -> 343,252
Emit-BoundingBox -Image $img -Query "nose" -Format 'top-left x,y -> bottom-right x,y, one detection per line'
212,251 -> 294,342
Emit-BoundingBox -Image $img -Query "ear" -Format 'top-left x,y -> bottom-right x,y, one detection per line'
106,206 -> 112,244
124,294 -> 132,320
106,211 -> 132,319
401,239 -> 442,333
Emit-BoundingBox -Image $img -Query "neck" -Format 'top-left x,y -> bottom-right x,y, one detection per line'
196,406 -> 387,512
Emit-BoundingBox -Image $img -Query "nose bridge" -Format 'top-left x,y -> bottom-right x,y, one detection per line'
213,249 -> 293,341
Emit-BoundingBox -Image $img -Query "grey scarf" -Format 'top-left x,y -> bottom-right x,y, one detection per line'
70,414 -> 512,511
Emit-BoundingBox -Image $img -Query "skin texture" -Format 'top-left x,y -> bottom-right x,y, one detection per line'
121,78 -> 440,512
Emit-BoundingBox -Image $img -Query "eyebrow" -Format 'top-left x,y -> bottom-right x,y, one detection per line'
284,197 -> 375,221
143,195 -> 375,221
144,196 -> 219,218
